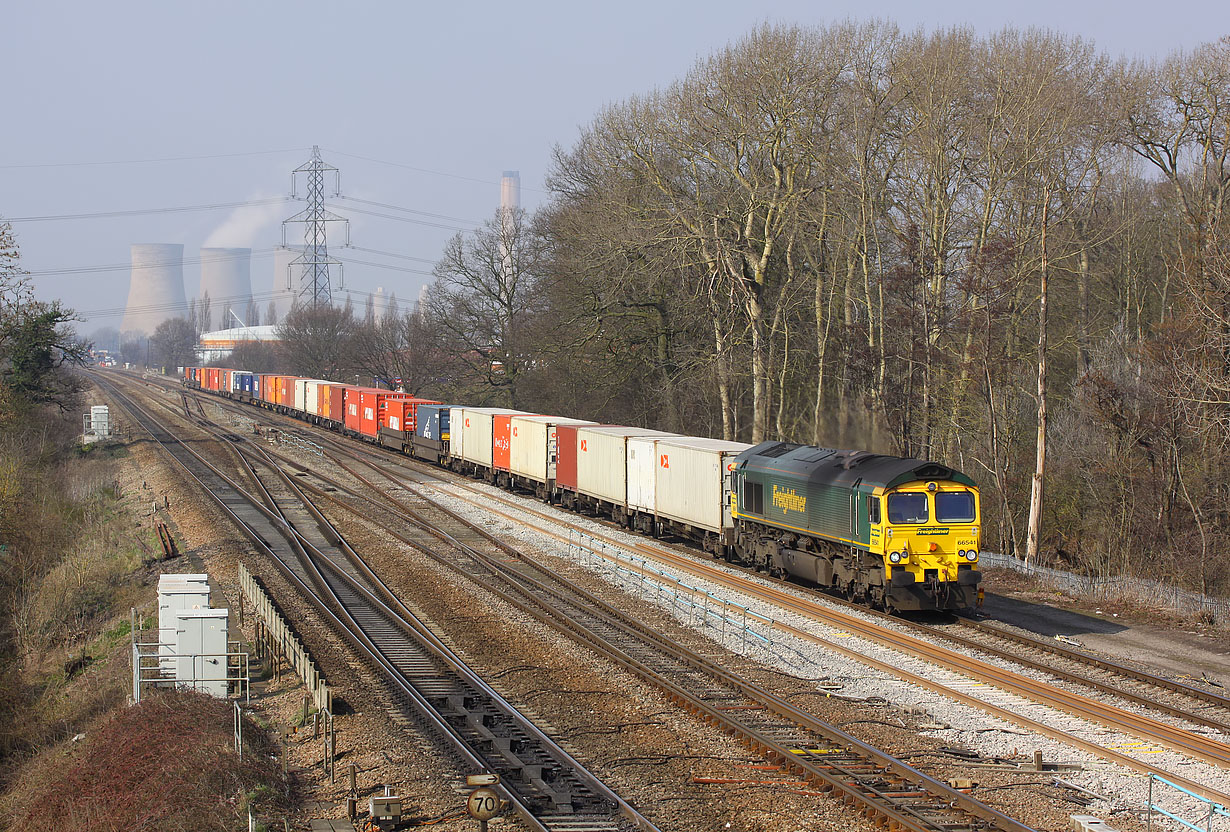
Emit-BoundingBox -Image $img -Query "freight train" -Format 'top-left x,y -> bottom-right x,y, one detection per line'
181,367 -> 981,612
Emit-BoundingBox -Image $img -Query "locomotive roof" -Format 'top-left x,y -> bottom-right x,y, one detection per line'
734,441 -> 976,490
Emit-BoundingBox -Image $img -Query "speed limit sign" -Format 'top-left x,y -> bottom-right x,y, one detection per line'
467,786 -> 501,821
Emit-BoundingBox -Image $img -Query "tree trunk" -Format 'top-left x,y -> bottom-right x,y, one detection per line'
712,309 -> 734,442
1025,195 -> 1051,566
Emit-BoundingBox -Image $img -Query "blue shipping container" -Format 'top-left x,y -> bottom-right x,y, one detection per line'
416,404 -> 452,440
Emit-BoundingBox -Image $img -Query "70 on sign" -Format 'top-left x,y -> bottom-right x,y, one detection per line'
467,786 -> 502,826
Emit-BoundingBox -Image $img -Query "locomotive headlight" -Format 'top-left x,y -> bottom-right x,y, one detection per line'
965,550 -> 978,561
958,550 -> 967,559
889,551 -> 902,564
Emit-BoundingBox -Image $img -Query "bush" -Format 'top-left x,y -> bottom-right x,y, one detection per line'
12,691 -> 290,832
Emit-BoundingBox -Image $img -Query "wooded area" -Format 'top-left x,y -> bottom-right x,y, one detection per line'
529,24 -> 1230,591
201,25 -> 1229,594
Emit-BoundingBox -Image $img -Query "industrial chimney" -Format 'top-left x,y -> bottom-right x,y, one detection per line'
121,244 -> 188,335
198,247 -> 253,328
499,171 -> 520,283
500,171 -> 520,215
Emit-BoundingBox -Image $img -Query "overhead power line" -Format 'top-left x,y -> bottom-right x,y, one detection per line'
345,246 -> 437,264
336,256 -> 434,276
6,197 -> 296,224
81,289 -> 285,318
0,148 -> 308,171
335,195 -> 478,225
324,148 -> 546,195
27,247 -> 281,277
325,202 -> 472,232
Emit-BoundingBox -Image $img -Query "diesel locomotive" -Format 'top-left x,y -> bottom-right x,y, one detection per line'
730,442 -> 980,611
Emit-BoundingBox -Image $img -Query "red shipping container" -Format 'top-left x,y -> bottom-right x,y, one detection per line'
556,424 -> 580,491
493,414 -> 514,471
383,398 -> 442,436
278,377 -> 299,407
343,387 -> 366,433
356,389 -> 407,438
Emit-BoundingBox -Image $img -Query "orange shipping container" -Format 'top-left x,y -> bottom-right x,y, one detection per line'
493,414 -> 514,471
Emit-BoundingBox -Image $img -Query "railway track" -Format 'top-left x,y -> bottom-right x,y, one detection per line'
193,392 -> 1230,802
190,384 -> 1202,709
96,373 -> 657,832
132,374 -> 1046,832
141,376 -> 1230,810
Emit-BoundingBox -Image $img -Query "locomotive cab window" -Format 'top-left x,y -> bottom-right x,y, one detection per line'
867,495 -> 881,524
887,492 -> 928,524
935,490 -> 976,523
742,480 -> 764,514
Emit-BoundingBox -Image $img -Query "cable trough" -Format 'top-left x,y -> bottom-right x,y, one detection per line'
96,374 -> 655,832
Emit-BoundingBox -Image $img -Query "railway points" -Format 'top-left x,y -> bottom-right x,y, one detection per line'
95,373 -> 655,832
112,368 -> 1230,828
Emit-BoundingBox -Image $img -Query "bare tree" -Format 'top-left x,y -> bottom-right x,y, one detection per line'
150,317 -> 197,371
351,308 -> 442,396
428,207 -> 544,406
275,303 -> 357,379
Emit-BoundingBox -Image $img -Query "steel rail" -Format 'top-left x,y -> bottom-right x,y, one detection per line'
169,377 -> 1230,802
954,617 -> 1230,708
265,440 -> 1039,832
234,441 -> 658,832
290,432 -> 1230,802
96,373 -> 656,832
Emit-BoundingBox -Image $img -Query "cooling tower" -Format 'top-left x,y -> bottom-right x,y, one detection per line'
198,248 -> 252,328
121,244 -> 188,335
267,246 -> 299,323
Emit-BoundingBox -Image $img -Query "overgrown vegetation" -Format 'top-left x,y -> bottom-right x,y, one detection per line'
9,692 -> 289,832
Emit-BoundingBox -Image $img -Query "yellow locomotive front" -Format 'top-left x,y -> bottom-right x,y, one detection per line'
871,480 -> 981,607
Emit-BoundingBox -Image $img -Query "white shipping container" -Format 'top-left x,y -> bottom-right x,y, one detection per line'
449,406 -> 466,461
175,608 -> 229,698
627,434 -> 680,513
654,438 -> 753,533
510,416 -> 597,484
293,378 -> 329,414
458,408 -> 530,468
304,381 -> 325,416
576,426 -> 677,505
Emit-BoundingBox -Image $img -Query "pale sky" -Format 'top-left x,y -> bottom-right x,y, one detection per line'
2,0 -> 1224,332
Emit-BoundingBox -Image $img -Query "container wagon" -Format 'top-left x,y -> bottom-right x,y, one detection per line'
558,425 -> 677,523
508,415 -> 597,497
411,404 -> 453,465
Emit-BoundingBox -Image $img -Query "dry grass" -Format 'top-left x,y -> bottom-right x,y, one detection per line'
7,691 -> 290,832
